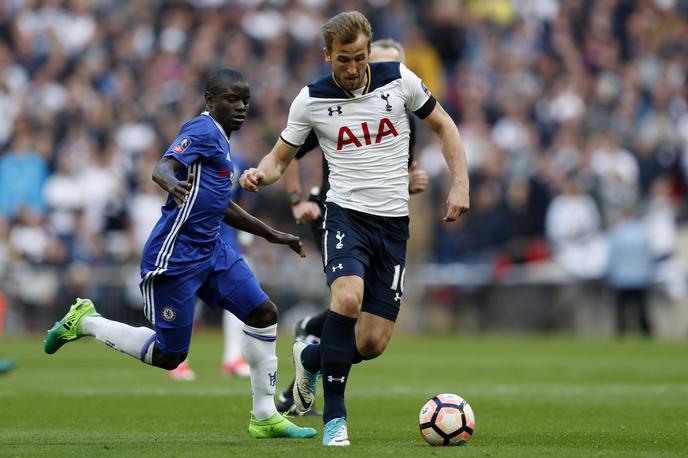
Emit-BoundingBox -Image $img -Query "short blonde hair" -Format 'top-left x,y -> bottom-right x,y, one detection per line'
321,11 -> 372,52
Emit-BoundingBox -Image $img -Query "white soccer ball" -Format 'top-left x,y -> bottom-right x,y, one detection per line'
418,393 -> 475,446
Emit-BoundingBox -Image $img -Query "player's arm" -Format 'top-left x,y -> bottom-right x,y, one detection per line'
152,156 -> 194,207
283,160 -> 322,224
422,102 -> 469,221
239,138 -> 299,192
223,200 -> 305,257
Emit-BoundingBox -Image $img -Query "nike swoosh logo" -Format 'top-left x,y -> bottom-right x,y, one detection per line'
296,387 -> 312,408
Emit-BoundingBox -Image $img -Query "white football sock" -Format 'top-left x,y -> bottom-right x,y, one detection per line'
243,323 -> 278,419
82,316 -> 156,364
222,310 -> 244,363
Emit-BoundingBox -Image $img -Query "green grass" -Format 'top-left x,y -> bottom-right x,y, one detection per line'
1,332 -> 687,457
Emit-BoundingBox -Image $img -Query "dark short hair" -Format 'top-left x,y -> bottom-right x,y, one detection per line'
205,68 -> 246,94
321,11 -> 372,52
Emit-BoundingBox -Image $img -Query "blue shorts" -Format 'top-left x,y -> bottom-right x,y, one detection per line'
139,240 -> 268,355
322,202 -> 409,322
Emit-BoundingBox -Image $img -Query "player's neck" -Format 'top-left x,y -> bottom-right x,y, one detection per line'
206,111 -> 233,139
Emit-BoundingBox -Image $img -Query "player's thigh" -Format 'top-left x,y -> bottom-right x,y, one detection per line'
154,324 -> 194,357
140,272 -> 200,355
321,202 -> 370,268
355,311 -> 396,358
140,270 -> 200,329
198,258 -> 269,322
361,237 -> 408,322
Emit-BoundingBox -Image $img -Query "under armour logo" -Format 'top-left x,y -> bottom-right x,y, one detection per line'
332,263 -> 343,272
394,292 -> 402,302
328,106 -> 343,116
335,231 -> 345,249
268,371 -> 277,387
380,93 -> 392,112
327,375 -> 346,383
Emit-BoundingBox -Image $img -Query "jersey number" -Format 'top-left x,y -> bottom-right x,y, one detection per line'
390,264 -> 405,292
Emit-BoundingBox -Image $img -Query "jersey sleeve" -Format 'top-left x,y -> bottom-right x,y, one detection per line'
400,64 -> 437,120
280,87 -> 313,148
164,117 -> 217,167
295,130 -> 320,159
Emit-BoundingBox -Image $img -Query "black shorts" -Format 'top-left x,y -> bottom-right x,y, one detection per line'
322,202 -> 409,322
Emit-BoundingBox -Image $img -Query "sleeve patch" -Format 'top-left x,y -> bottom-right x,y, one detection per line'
421,81 -> 432,97
172,137 -> 192,154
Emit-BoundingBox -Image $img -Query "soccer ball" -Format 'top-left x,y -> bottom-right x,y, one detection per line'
418,393 -> 475,446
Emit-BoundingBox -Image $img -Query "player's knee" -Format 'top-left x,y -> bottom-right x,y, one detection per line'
244,300 -> 278,328
332,291 -> 362,317
152,348 -> 188,370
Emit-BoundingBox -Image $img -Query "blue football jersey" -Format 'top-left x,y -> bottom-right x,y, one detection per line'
142,112 -> 234,274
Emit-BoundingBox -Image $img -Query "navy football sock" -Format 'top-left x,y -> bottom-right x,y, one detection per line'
321,310 -> 356,423
352,348 -> 367,364
304,309 -> 327,337
300,342 -> 321,373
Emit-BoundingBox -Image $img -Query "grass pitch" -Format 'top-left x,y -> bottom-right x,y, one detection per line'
1,332 -> 686,457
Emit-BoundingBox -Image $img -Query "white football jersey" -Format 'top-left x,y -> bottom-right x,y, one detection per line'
281,62 -> 436,217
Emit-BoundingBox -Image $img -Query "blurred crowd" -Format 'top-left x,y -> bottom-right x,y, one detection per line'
1,0 -> 687,324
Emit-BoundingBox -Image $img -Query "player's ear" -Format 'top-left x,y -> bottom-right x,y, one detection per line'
204,91 -> 213,110
323,48 -> 331,63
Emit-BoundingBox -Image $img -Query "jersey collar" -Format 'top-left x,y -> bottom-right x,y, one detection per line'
330,64 -> 372,99
201,111 -> 230,144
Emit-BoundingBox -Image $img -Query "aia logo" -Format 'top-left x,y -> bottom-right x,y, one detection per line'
337,118 -> 398,150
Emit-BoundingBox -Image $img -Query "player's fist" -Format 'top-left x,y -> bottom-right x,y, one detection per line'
292,201 -> 321,224
444,183 -> 469,222
269,231 -> 306,257
408,161 -> 429,194
172,173 -> 194,207
240,168 -> 265,192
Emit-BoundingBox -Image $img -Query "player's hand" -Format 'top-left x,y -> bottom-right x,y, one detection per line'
240,168 -> 265,192
444,183 -> 469,222
408,161 -> 429,194
292,201 -> 321,224
172,173 -> 194,207
270,231 -> 306,257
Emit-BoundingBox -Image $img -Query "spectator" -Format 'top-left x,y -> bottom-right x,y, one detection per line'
0,131 -> 48,219
606,210 -> 655,336
545,176 -> 608,279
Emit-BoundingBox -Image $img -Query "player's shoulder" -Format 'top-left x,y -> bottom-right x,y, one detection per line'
307,73 -> 346,99
179,114 -> 216,139
368,61 -> 402,91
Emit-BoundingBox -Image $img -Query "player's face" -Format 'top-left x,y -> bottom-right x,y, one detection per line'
325,33 -> 370,92
206,81 -> 251,132
369,46 -> 401,63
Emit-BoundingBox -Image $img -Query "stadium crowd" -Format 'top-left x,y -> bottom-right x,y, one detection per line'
0,0 -> 687,329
